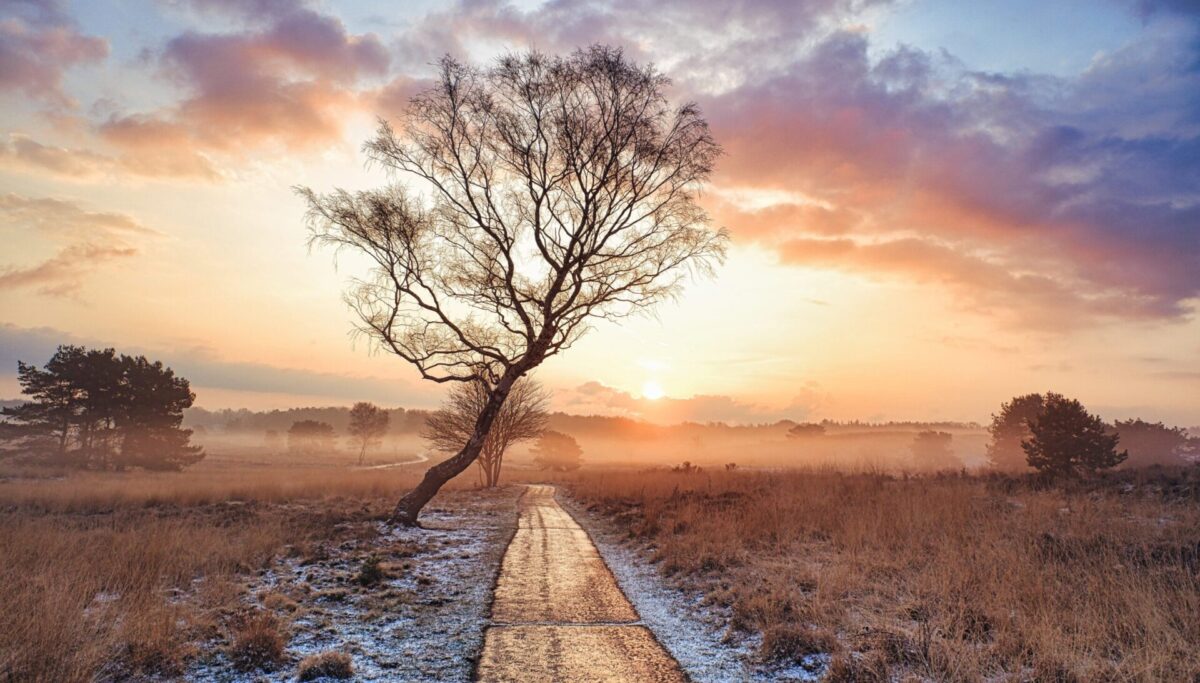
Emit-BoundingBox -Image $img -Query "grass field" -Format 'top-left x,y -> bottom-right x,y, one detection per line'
569,467 -> 1200,682
0,464 -> 439,682
6,456 -> 1198,682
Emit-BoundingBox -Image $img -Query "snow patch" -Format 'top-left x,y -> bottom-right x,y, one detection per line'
184,488 -> 519,682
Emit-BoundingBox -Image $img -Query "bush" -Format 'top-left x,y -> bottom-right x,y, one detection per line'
355,555 -> 386,587
297,651 -> 354,680
229,611 -> 286,672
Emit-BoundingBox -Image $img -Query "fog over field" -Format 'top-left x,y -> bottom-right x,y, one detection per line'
3,0 -> 1199,680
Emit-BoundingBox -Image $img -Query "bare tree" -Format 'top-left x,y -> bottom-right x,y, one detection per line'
348,401 -> 389,465
300,46 -> 727,525
423,377 -> 548,487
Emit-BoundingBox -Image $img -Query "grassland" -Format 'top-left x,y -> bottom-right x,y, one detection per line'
569,467 -> 1200,682
0,463 -> 441,682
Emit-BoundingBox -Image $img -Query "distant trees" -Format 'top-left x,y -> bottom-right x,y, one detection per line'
1022,393 -> 1126,477
910,430 -> 959,471
0,345 -> 203,471
787,423 -> 826,439
1113,419 -> 1199,468
987,393 -> 1045,471
287,420 -> 335,455
532,431 -> 583,472
348,402 -> 389,465
423,378 -> 548,487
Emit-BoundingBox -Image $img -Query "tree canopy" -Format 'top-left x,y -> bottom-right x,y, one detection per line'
987,393 -> 1045,471
1022,393 -> 1126,477
532,430 -> 583,472
348,402 -> 390,465
910,430 -> 959,471
1113,419 -> 1198,468
0,345 -> 203,471
301,45 -> 726,523
287,420 -> 335,455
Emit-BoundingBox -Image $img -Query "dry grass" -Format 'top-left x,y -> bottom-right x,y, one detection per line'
297,651 -> 354,680
570,467 -> 1200,682
0,462 -> 465,682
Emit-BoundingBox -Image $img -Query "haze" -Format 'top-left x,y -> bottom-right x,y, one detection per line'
2,0 -> 1198,427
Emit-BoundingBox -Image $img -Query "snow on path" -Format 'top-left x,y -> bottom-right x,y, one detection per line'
561,494 -> 759,683
563,494 -> 828,683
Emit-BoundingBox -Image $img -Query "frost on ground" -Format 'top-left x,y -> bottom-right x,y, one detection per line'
564,494 -> 827,683
185,487 -> 520,683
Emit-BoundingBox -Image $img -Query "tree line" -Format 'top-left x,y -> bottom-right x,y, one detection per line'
787,392 -> 1198,476
278,380 -> 582,484
0,345 -> 203,471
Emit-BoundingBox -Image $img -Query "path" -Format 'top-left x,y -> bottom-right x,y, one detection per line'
476,485 -> 687,683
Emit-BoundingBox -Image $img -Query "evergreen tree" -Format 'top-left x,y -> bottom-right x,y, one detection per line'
987,393 -> 1044,471
0,346 -> 203,470
1022,393 -> 1126,477
116,355 -> 203,471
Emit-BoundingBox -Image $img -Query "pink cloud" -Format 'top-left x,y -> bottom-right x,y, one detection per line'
100,4 -> 388,156
0,0 -> 108,109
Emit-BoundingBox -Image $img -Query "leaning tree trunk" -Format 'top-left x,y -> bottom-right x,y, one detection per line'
390,375 -> 516,526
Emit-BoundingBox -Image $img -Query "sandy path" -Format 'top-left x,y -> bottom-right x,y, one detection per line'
476,485 -> 686,682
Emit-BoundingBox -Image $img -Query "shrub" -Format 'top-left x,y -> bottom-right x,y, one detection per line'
229,611 -> 286,672
355,555 -> 386,587
297,651 -> 354,680
759,623 -> 834,662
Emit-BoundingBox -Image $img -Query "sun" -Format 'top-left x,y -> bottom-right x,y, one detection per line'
641,379 -> 665,400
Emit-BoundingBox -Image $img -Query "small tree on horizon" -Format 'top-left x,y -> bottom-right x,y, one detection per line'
423,378 -> 548,488
532,430 -> 583,472
1022,393 -> 1126,477
301,46 -> 726,525
987,393 -> 1045,471
287,420 -> 335,455
348,402 -> 390,465
787,422 -> 826,439
910,430 -> 959,471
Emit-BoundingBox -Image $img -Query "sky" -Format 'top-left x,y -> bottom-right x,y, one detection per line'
1,0 -> 1198,426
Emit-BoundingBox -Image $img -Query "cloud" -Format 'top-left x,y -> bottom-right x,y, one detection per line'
0,0 -> 108,109
0,323 -> 429,407
555,380 -> 824,425
696,28 -> 1200,327
0,193 -> 157,296
366,0 -> 1200,328
99,2 -> 389,157
0,131 -> 222,183
0,244 -> 137,296
0,133 -> 111,179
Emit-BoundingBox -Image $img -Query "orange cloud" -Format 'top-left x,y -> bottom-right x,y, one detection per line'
99,5 -> 388,159
0,133 -> 220,181
0,193 -> 156,297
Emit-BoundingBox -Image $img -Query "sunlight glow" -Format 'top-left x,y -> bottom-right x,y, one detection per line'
642,379 -> 665,400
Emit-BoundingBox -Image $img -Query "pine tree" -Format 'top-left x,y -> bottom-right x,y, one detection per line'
1022,393 -> 1126,477
987,393 -> 1044,471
